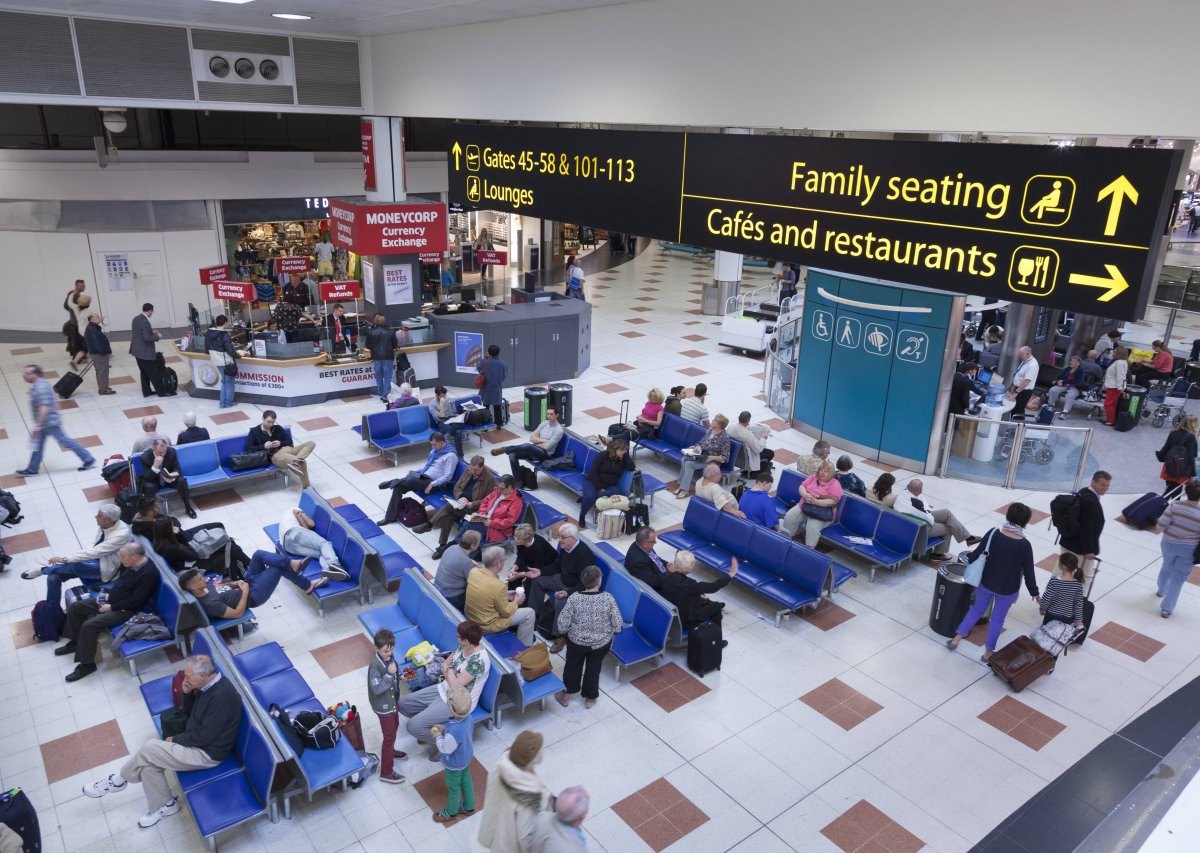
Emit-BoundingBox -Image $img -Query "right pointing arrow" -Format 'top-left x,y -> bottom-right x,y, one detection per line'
451,141 -> 462,171
1068,265 -> 1129,302
1097,175 -> 1138,237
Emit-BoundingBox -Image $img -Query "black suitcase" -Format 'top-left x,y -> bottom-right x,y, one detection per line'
686,620 -> 722,676
1121,492 -> 1169,529
1075,598 -> 1095,645
53,361 -> 91,399
0,786 -> 41,852
115,486 -> 141,524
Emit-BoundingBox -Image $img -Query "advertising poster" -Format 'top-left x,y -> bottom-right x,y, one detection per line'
104,254 -> 133,292
384,263 -> 413,305
455,331 -> 484,374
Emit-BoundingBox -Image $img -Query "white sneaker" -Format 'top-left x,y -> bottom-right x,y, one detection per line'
20,566 -> 43,579
321,564 -> 350,581
82,773 -> 127,798
137,798 -> 180,828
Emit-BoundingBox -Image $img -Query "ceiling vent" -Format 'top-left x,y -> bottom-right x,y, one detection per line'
192,49 -> 294,87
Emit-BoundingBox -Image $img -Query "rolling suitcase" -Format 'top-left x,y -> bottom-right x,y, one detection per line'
1120,492 -> 1169,530
988,634 -> 1057,692
53,361 -> 91,399
686,620 -> 722,677
0,786 -> 40,852
1075,598 -> 1095,645
606,400 -> 632,442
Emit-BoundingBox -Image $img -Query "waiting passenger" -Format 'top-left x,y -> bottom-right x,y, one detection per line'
179,550 -> 325,617
131,416 -> 172,455
893,479 -> 981,559
579,439 -> 634,531
434,530 -> 481,612
739,472 -> 782,530
660,550 -> 736,633
389,382 -> 420,409
176,412 -> 210,446
624,526 -> 671,590
784,461 -> 844,546
245,410 -> 316,489
1131,340 -> 1175,386
678,382 -> 711,427
277,507 -> 349,580
727,410 -> 774,474
868,472 -> 898,508
694,463 -> 745,517
459,475 -> 524,544
675,414 -> 731,498
494,407 -> 564,477
465,545 -> 536,645
378,432 -> 459,525
663,385 -> 687,418
1048,356 -> 1093,419
794,439 -> 830,476
834,455 -> 866,497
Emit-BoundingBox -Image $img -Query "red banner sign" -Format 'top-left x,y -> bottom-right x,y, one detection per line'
361,118 -> 377,192
277,257 -> 311,275
212,280 -> 256,302
199,264 -> 228,286
420,253 -> 443,265
329,198 -> 448,256
319,280 -> 363,301
476,249 -> 508,266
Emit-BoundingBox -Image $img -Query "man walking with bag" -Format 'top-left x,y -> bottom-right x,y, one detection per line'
16,364 -> 96,477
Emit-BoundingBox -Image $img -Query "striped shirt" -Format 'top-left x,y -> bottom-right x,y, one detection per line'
679,396 -> 709,425
1158,500 -> 1200,544
1040,577 -> 1084,624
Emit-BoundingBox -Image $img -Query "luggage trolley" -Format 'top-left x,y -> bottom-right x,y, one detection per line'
1144,377 -> 1200,428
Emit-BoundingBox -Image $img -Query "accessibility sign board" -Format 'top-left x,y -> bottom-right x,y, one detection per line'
448,125 -> 1180,321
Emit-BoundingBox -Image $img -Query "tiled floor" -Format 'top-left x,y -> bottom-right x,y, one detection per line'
2,243 -> 1200,852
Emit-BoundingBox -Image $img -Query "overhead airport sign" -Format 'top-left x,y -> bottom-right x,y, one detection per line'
448,125 -> 1180,320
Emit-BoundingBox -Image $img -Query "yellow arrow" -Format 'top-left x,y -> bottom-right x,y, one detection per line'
451,141 -> 462,171
1097,175 -> 1138,236
1068,264 -> 1129,302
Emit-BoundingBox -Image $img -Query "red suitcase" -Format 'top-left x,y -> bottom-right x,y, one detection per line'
988,635 -> 1056,692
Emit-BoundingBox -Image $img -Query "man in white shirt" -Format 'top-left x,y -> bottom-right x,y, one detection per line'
892,479 -> 980,559
314,235 -> 335,279
22,504 -> 131,604
727,410 -> 773,474
1009,346 -> 1040,418
694,463 -> 746,517
131,416 -> 172,454
493,408 -> 564,477
277,507 -> 349,580
679,383 -> 711,427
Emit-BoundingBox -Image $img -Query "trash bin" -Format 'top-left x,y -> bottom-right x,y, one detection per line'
1123,384 -> 1148,422
930,563 -> 974,638
523,387 -> 549,432
548,383 -> 573,427
701,280 -> 740,315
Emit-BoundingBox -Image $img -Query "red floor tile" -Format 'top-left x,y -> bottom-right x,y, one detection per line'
351,456 -> 394,474
76,435 -> 103,449
677,367 -> 706,377
821,800 -> 924,853
636,296 -> 657,301
211,411 -> 250,425
763,418 -> 789,432
298,416 -> 339,431
328,496 -> 349,508
583,406 -> 620,419
59,400 -> 78,410
801,599 -> 856,631
482,428 -> 520,445
0,473 -> 28,489
1,529 -> 49,554
801,678 -> 883,731
604,363 -> 635,372
412,757 -> 489,826
342,394 -> 375,403
11,346 -> 43,355
996,503 -> 1050,525
613,777 -> 707,852
679,350 -> 706,358
10,619 -> 37,649
0,428 -> 7,440
772,448 -> 799,465
123,405 -> 163,419
631,662 -> 710,712
1036,554 -> 1062,572
595,383 -> 629,393
1091,621 -> 1166,661
682,334 -> 708,342
109,375 -> 135,385
164,356 -> 182,364
43,371 -> 59,379
1187,565 -> 1200,587
311,634 -> 377,679
83,485 -> 114,503
41,720 -> 129,784
625,318 -> 649,325
620,331 -> 646,339
629,306 -> 653,313
978,695 -> 1066,751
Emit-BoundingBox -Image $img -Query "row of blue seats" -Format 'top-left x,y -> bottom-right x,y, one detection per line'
419,458 -> 568,533
660,497 -> 855,626
358,567 -> 558,728
591,539 -> 688,648
659,242 -> 713,260
632,412 -> 745,482
819,493 -> 943,582
137,628 -> 279,849
356,393 -> 494,460
533,431 -> 669,513
129,428 -> 294,503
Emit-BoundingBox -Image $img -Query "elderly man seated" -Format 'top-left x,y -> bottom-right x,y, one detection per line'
139,438 -> 199,519
660,550 -> 737,635
694,463 -> 746,518
624,526 -> 673,591
527,523 -> 595,653
22,503 -> 131,604
56,542 -> 159,681
465,545 -> 536,644
131,415 -> 172,454
176,412 -> 210,445
83,654 -> 240,828
892,478 -> 981,559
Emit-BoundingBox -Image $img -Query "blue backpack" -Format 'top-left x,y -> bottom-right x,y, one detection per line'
32,600 -> 65,642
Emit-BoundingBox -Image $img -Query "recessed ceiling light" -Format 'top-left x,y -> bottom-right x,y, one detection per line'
272,13 -> 312,20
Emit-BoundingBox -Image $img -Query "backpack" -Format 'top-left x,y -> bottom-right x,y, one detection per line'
1115,410 -> 1136,432
190,526 -> 231,560
0,489 -> 22,527
292,710 -> 341,750
1164,443 -> 1192,480
1050,493 -> 1082,538
32,600 -> 65,641
397,497 -> 429,529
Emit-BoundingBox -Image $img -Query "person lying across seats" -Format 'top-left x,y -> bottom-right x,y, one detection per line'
179,549 -> 327,618
277,507 -> 349,580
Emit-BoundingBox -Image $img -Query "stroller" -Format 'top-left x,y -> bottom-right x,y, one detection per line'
1145,377 -> 1200,428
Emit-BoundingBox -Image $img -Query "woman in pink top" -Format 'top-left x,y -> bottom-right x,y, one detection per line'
798,462 -> 844,547
1132,340 -> 1175,386
637,388 -> 665,435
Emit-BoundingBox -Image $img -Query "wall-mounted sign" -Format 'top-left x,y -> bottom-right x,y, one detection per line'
454,331 -> 484,374
199,264 -> 228,286
212,280 -> 256,302
329,198 -> 448,256
419,253 -> 443,265
447,125 -> 1181,320
361,118 -> 377,192
383,264 -> 414,305
318,280 -> 362,301
276,257 -> 311,275
477,249 -> 509,266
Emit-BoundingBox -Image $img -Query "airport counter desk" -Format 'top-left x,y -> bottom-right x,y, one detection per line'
174,342 -> 448,406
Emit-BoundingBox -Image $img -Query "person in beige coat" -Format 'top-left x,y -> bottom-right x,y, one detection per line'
478,730 -> 552,851
465,546 -> 536,643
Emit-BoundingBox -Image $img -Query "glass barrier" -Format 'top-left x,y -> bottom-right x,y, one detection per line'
940,414 -> 1093,491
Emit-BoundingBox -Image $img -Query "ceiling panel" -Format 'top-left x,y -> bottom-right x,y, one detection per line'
0,0 -> 647,38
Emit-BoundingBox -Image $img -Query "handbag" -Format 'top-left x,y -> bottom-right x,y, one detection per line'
223,362 -> 238,377
160,707 -> 190,739
464,408 -> 489,426
474,358 -> 487,389
512,642 -> 552,681
962,529 -> 996,587
229,450 -> 270,471
800,502 -> 835,522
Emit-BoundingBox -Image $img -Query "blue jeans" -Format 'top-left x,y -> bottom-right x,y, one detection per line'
956,584 -> 1019,651
373,359 -> 395,400
219,372 -> 236,408
44,559 -> 102,607
27,422 -> 94,473
1157,539 -> 1194,615
245,550 -> 310,605
280,527 -> 342,573
579,480 -> 621,526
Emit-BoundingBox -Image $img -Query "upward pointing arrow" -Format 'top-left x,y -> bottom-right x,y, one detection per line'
1097,175 -> 1138,237
451,142 -> 462,171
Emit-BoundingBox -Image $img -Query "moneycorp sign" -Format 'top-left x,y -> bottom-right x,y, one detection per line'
448,125 -> 1180,320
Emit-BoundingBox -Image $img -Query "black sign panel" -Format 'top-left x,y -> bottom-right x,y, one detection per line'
447,124 -> 681,238
448,125 -> 1181,320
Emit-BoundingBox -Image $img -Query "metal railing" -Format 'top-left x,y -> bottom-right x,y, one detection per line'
938,413 -> 1094,492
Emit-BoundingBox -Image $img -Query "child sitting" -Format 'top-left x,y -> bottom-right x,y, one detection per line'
430,687 -> 475,822
1040,552 -> 1086,629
